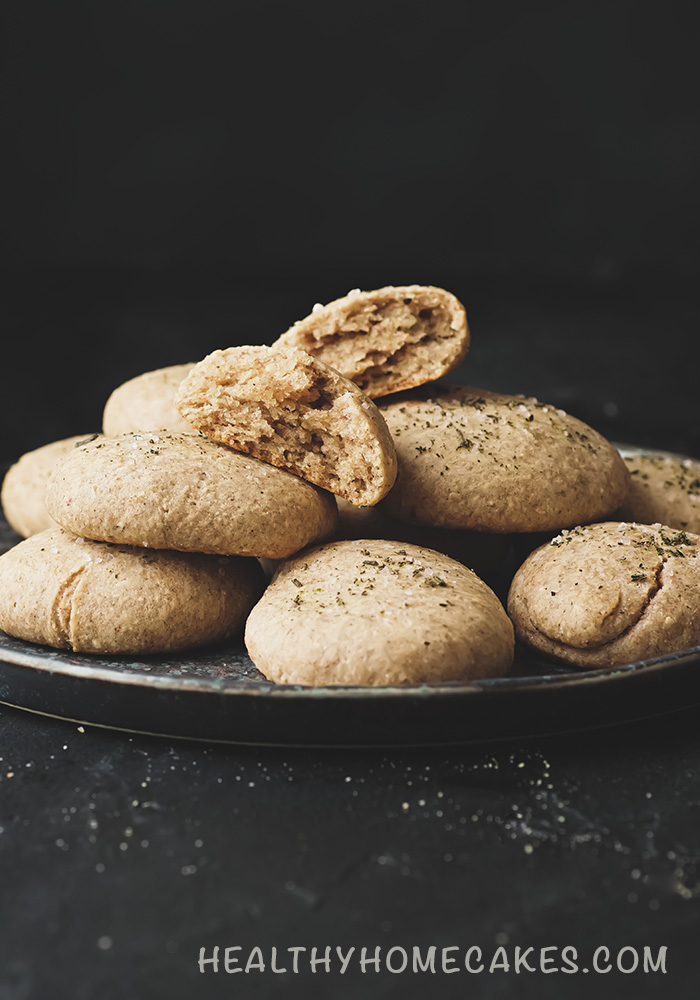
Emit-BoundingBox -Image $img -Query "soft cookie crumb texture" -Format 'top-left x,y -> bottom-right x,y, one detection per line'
175,346 -> 397,506
276,285 -> 469,398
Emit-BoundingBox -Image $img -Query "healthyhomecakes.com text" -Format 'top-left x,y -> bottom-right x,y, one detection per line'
198,944 -> 667,976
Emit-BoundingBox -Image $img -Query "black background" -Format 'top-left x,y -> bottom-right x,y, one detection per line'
2,0 -> 699,458
2,4 -> 700,998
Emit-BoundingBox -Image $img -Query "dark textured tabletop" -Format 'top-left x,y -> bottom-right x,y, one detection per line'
1,695 -> 699,1000
2,282 -> 700,999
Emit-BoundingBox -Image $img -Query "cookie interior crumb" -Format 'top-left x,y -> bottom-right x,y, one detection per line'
176,346 -> 396,506
278,286 -> 468,398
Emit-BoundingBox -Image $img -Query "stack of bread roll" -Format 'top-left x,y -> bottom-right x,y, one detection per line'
2,284 -> 700,683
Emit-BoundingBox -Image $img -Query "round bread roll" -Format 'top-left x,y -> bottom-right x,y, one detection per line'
103,363 -> 195,435
1,435 -> 94,538
175,345 -> 397,506
275,284 -> 469,399
379,386 -> 629,532
0,528 -> 265,654
46,432 -> 337,558
507,521 -> 700,669
615,448 -> 700,533
245,539 -> 514,686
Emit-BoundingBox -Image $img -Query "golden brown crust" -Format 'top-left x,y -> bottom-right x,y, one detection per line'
0,528 -> 265,654
507,521 -> 700,668
615,449 -> 700,533
175,345 -> 397,506
1,436 -> 94,538
275,284 -> 469,398
245,539 -> 514,686
379,386 -> 629,532
103,364 -> 195,435
45,432 -> 337,558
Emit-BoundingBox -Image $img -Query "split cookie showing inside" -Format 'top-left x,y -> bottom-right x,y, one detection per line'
275,285 -> 469,399
175,345 -> 398,506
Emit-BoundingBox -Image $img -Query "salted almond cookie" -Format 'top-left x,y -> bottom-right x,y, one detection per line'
507,522 -> 700,669
275,285 -> 469,398
245,539 -> 514,686
615,447 -> 700,533
379,386 -> 629,533
46,432 -> 337,558
0,528 -> 265,654
175,345 -> 397,506
1,435 -> 94,538
103,363 -> 195,435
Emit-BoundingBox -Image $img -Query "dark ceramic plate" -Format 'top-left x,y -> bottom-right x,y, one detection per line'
1,449 -> 700,747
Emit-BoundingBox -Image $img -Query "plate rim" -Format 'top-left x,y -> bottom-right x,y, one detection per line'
1,632 -> 699,699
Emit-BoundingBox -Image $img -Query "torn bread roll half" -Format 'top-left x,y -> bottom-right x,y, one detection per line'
274,285 -> 469,398
175,345 -> 397,506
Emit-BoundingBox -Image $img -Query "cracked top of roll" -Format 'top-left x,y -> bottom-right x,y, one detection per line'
0,528 -> 264,654
175,345 -> 397,507
507,522 -> 700,669
274,285 -> 469,399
